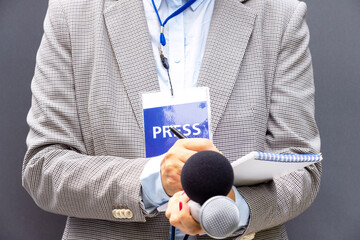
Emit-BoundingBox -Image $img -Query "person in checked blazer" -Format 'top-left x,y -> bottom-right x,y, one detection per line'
22,0 -> 322,239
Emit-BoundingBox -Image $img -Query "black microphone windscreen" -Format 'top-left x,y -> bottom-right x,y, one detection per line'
181,151 -> 234,205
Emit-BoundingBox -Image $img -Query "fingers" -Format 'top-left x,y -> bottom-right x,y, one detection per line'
176,138 -> 220,153
166,191 -> 204,236
165,148 -> 197,164
177,199 -> 203,235
161,152 -> 189,196
181,192 -> 190,203
161,138 -> 220,196
165,192 -> 180,219
226,187 -> 236,201
161,147 -> 196,196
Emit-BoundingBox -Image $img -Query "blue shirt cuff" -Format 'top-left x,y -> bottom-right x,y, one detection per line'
232,186 -> 250,230
140,154 -> 170,213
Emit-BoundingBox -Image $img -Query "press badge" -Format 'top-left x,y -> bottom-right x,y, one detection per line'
142,87 -> 212,158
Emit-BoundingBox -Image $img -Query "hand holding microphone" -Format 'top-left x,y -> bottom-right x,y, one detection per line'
164,127 -> 241,239
165,150 -> 241,239
181,151 -> 241,239
160,138 -> 221,196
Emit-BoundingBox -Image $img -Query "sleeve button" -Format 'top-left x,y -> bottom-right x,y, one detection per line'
119,209 -> 126,218
112,209 -> 120,218
124,209 -> 133,219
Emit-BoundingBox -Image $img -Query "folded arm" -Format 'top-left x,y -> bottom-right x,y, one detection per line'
237,2 -> 322,236
22,0 -> 153,223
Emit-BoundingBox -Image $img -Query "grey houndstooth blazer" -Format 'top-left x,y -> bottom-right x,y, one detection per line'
22,0 -> 322,239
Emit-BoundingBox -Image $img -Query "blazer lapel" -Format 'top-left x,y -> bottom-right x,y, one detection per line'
197,0 -> 257,133
104,0 -> 159,132
103,0 -> 256,135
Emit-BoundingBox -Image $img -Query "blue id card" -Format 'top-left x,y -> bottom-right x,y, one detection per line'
142,87 -> 212,158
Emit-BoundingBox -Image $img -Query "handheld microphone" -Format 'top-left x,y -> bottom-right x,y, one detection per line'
181,151 -> 241,239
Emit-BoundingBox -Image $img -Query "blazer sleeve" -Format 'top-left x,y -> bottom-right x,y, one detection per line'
236,2 -> 322,236
22,0 -> 154,223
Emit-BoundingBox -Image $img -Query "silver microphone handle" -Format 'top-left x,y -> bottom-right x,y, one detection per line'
188,200 -> 201,222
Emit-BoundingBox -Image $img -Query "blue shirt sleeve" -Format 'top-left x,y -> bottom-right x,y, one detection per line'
232,186 -> 250,231
140,154 -> 170,213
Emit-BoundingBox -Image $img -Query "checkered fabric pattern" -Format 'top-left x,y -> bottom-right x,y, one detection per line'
22,0 -> 322,239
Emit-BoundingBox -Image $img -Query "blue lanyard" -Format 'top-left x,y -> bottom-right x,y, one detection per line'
170,225 -> 189,240
151,0 -> 197,96
151,0 -> 197,47
153,5 -> 197,239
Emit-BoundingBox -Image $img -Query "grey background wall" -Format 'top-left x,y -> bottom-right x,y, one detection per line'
0,0 -> 359,239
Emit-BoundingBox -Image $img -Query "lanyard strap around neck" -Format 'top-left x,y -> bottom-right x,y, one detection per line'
151,0 -> 197,47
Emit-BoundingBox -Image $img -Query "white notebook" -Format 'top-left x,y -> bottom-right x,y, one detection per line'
232,152 -> 322,186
